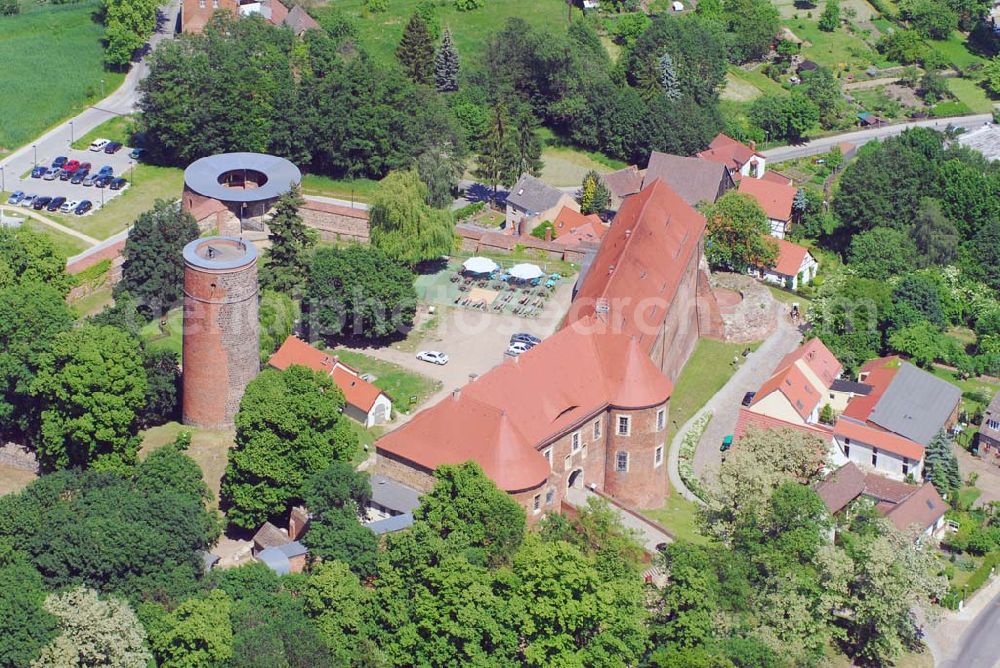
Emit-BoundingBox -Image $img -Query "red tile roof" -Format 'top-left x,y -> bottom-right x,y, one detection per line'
697,133 -> 761,172
734,408 -> 833,440
750,362 -> 823,420
553,206 -> 606,246
833,418 -> 925,460
777,337 -> 842,389
885,482 -> 946,533
738,177 -> 796,222
565,179 -> 706,352
815,462 -> 941,531
843,358 -> 900,422
268,336 -> 386,413
761,170 -> 793,186
768,237 -> 812,277
377,324 -> 672,492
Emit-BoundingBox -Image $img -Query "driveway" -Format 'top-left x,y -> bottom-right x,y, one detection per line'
338,281 -> 574,423
690,315 -> 803,488
954,445 -> 1000,508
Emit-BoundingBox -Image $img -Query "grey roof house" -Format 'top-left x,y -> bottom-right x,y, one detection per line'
641,152 -> 735,207
504,174 -> 578,234
866,363 -> 962,445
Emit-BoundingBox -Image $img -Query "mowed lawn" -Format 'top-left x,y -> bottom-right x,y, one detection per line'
140,422 -> 235,508
0,2 -> 124,157
329,348 -> 442,414
947,77 -> 994,114
312,0 -> 580,66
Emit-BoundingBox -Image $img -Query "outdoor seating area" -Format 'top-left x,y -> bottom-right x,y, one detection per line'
415,257 -> 566,318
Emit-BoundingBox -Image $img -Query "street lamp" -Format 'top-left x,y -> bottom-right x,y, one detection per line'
128,159 -> 134,184
1,166 -> 5,193
100,79 -> 105,98
69,120 -> 74,146
32,144 -> 37,168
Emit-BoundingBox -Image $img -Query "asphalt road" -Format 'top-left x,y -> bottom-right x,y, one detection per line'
940,589 -> 1000,668
761,113 -> 994,162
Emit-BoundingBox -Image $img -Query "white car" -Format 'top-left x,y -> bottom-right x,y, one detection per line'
416,350 -> 449,365
506,341 -> 530,356
20,194 -> 36,208
60,200 -> 80,214
89,138 -> 110,152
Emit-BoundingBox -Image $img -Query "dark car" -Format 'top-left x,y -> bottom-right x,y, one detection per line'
70,169 -> 89,185
510,332 -> 542,348
97,165 -> 113,177
32,196 -> 52,210
103,141 -> 122,154
30,166 -> 47,178
94,175 -> 112,188
46,197 -> 66,212
51,156 -> 68,168
109,177 -> 127,190
78,162 -> 92,172
74,200 -> 93,215
59,169 -> 74,181
129,147 -> 144,160
741,391 -> 756,407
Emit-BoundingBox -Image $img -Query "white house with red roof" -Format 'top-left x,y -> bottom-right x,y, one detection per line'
737,178 -> 798,239
269,336 -> 392,428
745,338 -> 843,427
754,237 -> 817,290
697,133 -> 768,180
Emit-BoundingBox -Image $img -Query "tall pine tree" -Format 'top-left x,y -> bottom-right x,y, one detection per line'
396,13 -> 435,85
261,184 -> 317,295
580,170 -> 610,215
658,52 -> 680,101
924,429 -> 961,499
473,105 -> 542,203
434,29 -> 460,92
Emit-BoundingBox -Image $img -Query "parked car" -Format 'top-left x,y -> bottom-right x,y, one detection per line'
60,199 -> 80,214
32,196 -> 52,210
46,197 -> 66,212
70,170 -> 89,185
94,176 -> 112,188
109,177 -> 127,190
506,341 -> 530,356
129,147 -> 144,160
74,200 -> 93,215
720,434 -> 734,452
97,165 -> 113,177
59,169 -> 73,181
89,139 -> 110,152
62,160 -> 80,173
510,332 -> 541,348
741,391 -> 756,407
104,141 -> 123,154
51,156 -> 67,168
81,173 -> 97,187
416,350 -> 449,365
6,191 -> 24,205
30,166 -> 47,178
43,167 -> 61,180
20,195 -> 36,208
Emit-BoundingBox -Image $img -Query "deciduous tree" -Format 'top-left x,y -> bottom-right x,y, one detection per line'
750,93 -> 820,143
703,191 -> 778,272
369,170 -> 455,265
149,590 -> 234,668
818,0 -> 840,31
416,143 -> 466,208
0,549 -> 57,668
847,228 -> 919,280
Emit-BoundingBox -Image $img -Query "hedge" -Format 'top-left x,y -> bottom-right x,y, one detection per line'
678,411 -> 712,503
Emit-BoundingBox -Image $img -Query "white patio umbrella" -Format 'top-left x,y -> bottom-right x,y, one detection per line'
509,263 -> 545,280
462,256 -> 499,274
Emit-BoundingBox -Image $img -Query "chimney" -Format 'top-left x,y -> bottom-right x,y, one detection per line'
452,388 -> 461,400
625,229 -> 632,238
749,140 -> 757,151
545,227 -> 552,242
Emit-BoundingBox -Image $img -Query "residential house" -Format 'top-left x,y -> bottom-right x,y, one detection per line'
364,474 -> 421,535
697,133 -> 767,180
551,206 -> 607,246
978,392 -> 1000,455
827,378 -> 873,413
830,357 -> 961,481
746,338 -> 843,427
505,174 -> 578,234
957,123 -> 1000,162
269,336 -> 392,428
251,521 -> 307,574
182,0 -> 318,34
815,462 -> 948,539
734,407 -> 833,442
754,237 -> 817,290
601,165 -> 644,211
737,177 -> 797,238
641,152 -> 734,207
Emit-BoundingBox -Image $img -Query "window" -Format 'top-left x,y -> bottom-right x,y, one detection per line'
593,419 -> 602,440
564,454 -> 571,471
616,451 -> 629,472
654,445 -> 664,467
656,409 -> 666,432
617,415 -> 630,436
212,0 -> 218,7
989,419 -> 1000,431
844,444 -> 850,458
571,431 -> 581,453
902,457 -> 909,476
543,448 -> 552,466
830,393 -> 835,400
532,494 -> 541,512
582,444 -> 588,459
198,0 -> 205,7
871,448 -> 878,467
545,489 -> 554,506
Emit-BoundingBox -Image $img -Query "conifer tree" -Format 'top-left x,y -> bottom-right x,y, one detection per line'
924,430 -> 961,499
262,184 -> 316,295
658,52 -> 680,101
396,13 -> 435,85
580,170 -> 610,215
434,29 -> 460,92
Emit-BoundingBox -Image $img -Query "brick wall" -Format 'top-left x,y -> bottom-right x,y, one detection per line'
375,451 -> 437,492
647,244 -> 702,383
603,402 -> 669,509
300,200 -> 370,242
456,225 -> 592,264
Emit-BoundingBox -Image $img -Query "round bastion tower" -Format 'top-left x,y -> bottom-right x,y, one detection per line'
181,236 -> 260,429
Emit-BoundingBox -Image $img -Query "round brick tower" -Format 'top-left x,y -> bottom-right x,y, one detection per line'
181,236 -> 260,429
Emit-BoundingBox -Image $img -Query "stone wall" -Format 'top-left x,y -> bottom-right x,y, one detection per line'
300,199 -> 370,242
456,224 -> 593,264
375,451 -> 437,492
602,402 -> 669,509
710,273 -> 779,343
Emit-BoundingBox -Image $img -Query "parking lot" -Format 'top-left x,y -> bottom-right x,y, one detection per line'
6,141 -> 138,216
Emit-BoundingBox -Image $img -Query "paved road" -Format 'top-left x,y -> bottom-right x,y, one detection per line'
937,576 -> 1000,668
0,207 -> 100,246
762,113 -> 994,162
305,194 -> 369,210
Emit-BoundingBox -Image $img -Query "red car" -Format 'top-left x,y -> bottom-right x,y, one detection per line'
62,160 -> 81,173
78,162 -> 92,172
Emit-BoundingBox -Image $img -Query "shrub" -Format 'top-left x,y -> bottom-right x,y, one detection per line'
454,201 -> 485,221
0,0 -> 19,15
454,0 -> 483,10
365,0 -> 387,12
678,412 -> 713,503
531,221 -> 555,240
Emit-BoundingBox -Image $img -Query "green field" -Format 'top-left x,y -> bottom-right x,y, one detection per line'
312,0 -> 580,66
328,348 -> 442,414
140,307 -> 183,356
46,164 -> 185,240
71,114 -> 136,151
931,32 -> 988,70
785,18 -> 890,72
645,493 -> 710,545
24,218 -> 90,258
300,173 -> 380,203
0,2 -> 124,158
947,77 -> 994,114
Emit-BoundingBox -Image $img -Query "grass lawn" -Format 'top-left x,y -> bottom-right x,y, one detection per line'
931,366 -> 1000,416
23,218 -> 91,258
140,307 -> 183,357
667,338 -> 762,444
767,284 -> 814,320
71,114 -> 136,151
345,421 -> 385,462
0,2 -> 124,158
311,0 -> 580,67
932,99 -> 974,117
932,32 -> 988,70
140,422 -> 236,508
300,173 -> 380,203
540,146 -> 617,187
71,285 -> 114,319
947,77 -> 994,114
47,164 -> 185,240
644,493 -> 710,545
726,66 -> 789,99
327,348 -> 441,414
786,18 -> 890,72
